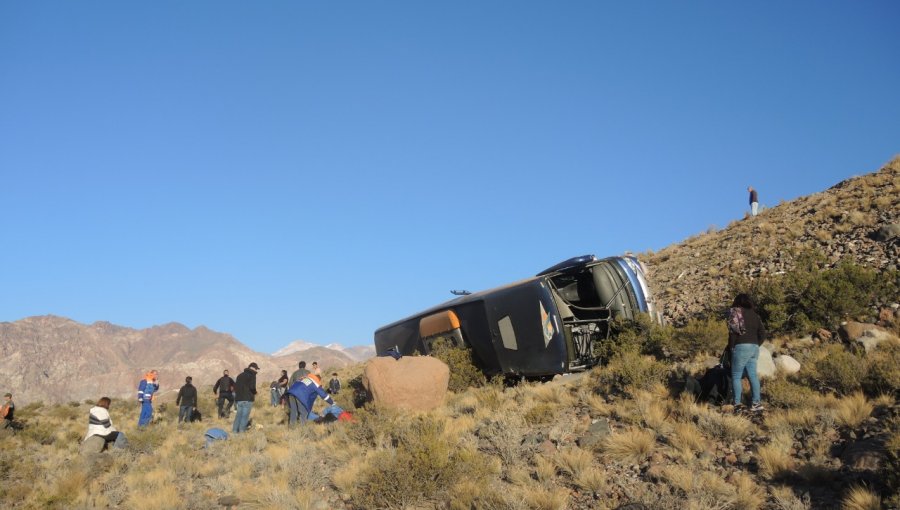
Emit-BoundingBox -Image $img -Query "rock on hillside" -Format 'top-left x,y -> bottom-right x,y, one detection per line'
646,157 -> 900,324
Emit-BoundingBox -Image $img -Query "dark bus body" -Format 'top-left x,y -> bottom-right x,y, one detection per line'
374,255 -> 658,378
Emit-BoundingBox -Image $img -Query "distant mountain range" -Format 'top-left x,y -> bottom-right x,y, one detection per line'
0,315 -> 374,403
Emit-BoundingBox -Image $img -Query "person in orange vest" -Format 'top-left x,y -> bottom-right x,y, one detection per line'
285,373 -> 335,426
137,370 -> 159,427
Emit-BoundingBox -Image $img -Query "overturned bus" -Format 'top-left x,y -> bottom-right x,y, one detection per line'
374,255 -> 659,378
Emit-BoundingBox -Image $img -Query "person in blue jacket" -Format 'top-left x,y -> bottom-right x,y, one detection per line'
285,374 -> 335,426
137,370 -> 159,427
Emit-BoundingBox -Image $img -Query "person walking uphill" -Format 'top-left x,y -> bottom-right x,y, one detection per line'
727,293 -> 766,412
232,362 -> 259,433
748,186 -> 759,217
137,370 -> 159,427
176,376 -> 198,424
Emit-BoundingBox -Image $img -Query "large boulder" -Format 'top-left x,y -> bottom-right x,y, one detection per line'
839,321 -> 899,354
363,356 -> 450,411
774,355 -> 801,375
757,345 -> 776,379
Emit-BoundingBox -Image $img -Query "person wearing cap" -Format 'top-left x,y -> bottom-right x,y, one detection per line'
213,370 -> 236,418
285,373 -> 335,426
176,376 -> 198,425
232,362 -> 259,433
137,370 -> 159,428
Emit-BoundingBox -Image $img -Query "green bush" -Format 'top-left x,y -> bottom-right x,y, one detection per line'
430,338 -> 486,392
664,317 -> 728,359
737,250 -> 899,334
802,344 -> 865,395
764,377 -> 817,408
862,342 -> 900,397
598,314 -> 665,363
595,350 -> 669,395
350,415 -> 494,508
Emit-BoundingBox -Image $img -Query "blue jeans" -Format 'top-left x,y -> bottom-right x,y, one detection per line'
270,388 -> 279,406
233,401 -> 253,433
731,344 -> 761,406
138,401 -> 153,427
178,405 -> 193,423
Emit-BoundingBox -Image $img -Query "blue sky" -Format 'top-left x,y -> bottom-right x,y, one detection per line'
2,2 -> 898,352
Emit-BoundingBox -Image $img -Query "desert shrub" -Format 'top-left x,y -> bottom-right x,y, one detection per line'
595,350 -> 669,395
524,403 -> 557,425
21,420 -> 56,445
764,378 -> 817,409
663,317 -> 728,359
884,420 -> 900,507
737,251 -> 899,334
598,314 -> 671,363
430,338 -> 487,392
802,345 -> 865,395
48,404 -> 81,422
350,415 -> 495,508
862,342 -> 900,397
128,427 -> 168,454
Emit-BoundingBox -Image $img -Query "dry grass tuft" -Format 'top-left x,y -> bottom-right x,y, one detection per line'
698,412 -> 754,442
574,466 -> 607,494
835,393 -> 873,429
523,486 -> 569,510
554,447 -> 593,479
757,443 -> 795,480
599,428 -> 655,464
771,486 -> 811,510
669,421 -> 707,457
841,485 -> 881,510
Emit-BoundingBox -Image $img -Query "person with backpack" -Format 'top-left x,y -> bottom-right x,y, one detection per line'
232,362 -> 259,433
285,373 -> 335,426
85,397 -> 127,449
727,294 -> 767,412
137,370 -> 159,427
213,370 -> 235,418
176,376 -> 198,424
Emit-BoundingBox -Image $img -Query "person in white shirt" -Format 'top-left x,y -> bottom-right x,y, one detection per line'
85,397 -> 126,449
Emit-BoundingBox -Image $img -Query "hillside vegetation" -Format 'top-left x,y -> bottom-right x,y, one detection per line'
1,158 -> 898,509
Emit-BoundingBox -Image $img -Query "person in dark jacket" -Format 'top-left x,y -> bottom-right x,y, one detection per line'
727,293 -> 766,412
232,362 -> 259,433
176,376 -> 198,424
213,370 -> 235,418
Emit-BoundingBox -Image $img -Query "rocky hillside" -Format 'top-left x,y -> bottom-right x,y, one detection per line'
646,157 -> 899,324
0,316 -> 371,404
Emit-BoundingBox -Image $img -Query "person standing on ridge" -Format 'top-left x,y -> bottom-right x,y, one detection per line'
137,370 -> 159,427
747,186 -> 759,217
176,376 -> 198,425
232,362 -> 259,433
213,370 -> 235,418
